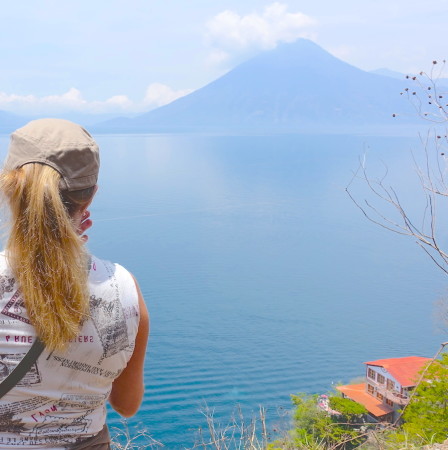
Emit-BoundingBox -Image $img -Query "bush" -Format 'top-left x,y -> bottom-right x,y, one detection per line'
289,393 -> 367,449
329,397 -> 367,418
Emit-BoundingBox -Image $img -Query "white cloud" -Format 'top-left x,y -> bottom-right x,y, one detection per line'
143,83 -> 193,109
205,3 -> 316,68
0,88 -> 133,115
101,95 -> 134,109
0,84 -> 193,116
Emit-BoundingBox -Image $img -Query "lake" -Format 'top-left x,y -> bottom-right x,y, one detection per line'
1,132 -> 445,447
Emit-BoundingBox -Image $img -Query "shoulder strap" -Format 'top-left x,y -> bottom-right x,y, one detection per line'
0,337 -> 45,400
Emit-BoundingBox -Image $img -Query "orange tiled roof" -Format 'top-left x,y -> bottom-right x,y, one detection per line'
364,356 -> 431,387
336,383 -> 393,417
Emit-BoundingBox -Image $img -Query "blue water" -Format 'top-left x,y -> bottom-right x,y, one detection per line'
1,133 -> 446,447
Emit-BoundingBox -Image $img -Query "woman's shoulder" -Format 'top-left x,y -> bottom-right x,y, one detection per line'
89,254 -> 133,276
87,255 -> 140,327
88,254 -> 138,299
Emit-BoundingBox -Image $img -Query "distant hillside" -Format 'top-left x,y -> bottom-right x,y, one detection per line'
95,39 -> 421,134
0,111 -> 29,133
370,68 -> 407,80
0,111 -> 130,134
371,67 -> 448,89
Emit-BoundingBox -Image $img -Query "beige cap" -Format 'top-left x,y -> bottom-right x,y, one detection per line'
4,118 -> 100,191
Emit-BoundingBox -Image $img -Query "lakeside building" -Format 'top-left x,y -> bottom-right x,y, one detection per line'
336,356 -> 431,423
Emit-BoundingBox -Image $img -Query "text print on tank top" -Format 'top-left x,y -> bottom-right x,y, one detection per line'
0,254 -> 139,448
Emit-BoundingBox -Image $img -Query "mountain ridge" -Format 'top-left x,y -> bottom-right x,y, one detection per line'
93,39 -> 419,133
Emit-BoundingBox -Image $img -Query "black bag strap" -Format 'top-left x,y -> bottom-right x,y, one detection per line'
0,337 -> 45,400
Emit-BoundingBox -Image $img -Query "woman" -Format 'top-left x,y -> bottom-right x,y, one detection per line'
0,119 -> 149,449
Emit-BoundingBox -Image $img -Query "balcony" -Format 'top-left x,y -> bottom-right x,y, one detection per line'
374,384 -> 408,405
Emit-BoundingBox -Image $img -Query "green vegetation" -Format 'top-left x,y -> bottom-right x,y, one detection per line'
268,354 -> 448,449
385,352 -> 448,446
328,397 -> 367,418
268,393 -> 368,449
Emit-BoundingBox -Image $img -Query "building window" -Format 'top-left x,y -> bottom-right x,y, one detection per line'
377,374 -> 385,384
368,368 -> 376,380
386,399 -> 394,407
367,384 -> 374,395
376,392 -> 384,401
386,379 -> 394,391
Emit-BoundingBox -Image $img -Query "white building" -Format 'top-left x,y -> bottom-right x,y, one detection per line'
337,356 -> 430,422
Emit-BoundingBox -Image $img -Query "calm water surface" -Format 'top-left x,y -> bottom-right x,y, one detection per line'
1,133 -> 445,447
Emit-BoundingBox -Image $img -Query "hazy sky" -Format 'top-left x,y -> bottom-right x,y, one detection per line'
1,0 -> 447,115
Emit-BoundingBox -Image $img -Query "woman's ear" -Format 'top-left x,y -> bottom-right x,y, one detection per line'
79,185 -> 98,214
77,186 -> 98,242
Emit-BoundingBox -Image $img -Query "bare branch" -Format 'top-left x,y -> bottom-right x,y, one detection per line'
417,243 -> 448,275
348,62 -> 448,274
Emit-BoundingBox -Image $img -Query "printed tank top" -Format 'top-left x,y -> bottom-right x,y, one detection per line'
0,252 -> 140,449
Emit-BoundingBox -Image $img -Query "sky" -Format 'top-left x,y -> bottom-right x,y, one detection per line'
1,0 -> 447,116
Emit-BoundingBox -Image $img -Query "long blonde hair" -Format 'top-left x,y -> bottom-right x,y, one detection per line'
0,163 -> 95,351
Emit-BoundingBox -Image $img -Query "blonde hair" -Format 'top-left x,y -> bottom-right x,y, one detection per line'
0,163 -> 95,351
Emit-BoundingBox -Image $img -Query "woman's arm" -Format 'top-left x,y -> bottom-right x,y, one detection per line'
109,276 -> 149,417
